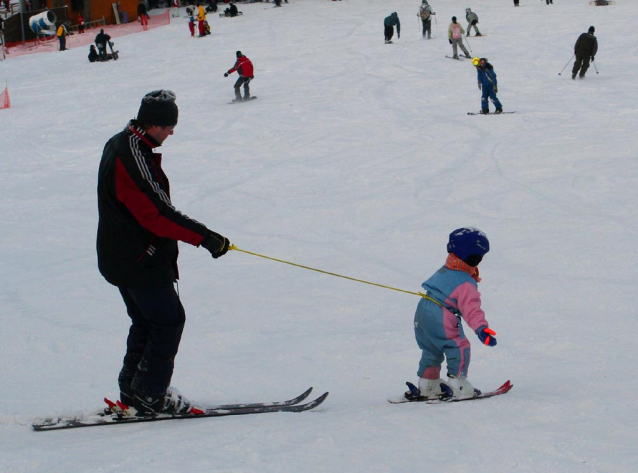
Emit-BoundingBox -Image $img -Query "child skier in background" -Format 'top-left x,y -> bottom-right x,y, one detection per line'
409,227 -> 497,400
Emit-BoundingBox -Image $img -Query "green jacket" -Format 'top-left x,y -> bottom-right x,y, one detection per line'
384,12 -> 401,36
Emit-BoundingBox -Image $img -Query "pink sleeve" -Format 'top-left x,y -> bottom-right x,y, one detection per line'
449,282 -> 489,332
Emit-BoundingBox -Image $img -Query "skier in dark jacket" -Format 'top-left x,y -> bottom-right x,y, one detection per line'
224,51 -> 254,102
95,29 -> 111,61
472,57 -> 503,114
572,26 -> 598,79
97,90 -> 231,416
384,12 -> 400,43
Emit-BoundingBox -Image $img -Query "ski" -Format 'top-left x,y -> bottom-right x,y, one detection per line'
467,111 -> 516,115
208,386 -> 313,410
228,96 -> 258,104
445,55 -> 469,60
388,380 -> 512,404
33,390 -> 328,431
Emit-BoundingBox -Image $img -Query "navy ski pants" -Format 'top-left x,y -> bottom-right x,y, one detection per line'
117,283 -> 185,397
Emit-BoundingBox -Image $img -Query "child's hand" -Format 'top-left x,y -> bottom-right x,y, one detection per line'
476,326 -> 497,346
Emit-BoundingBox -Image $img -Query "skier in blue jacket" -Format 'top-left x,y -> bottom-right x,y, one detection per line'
472,57 -> 503,114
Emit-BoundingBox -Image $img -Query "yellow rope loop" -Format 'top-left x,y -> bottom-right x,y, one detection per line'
228,244 -> 443,306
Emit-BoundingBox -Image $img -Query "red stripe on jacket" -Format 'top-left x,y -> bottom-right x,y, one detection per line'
114,158 -> 205,246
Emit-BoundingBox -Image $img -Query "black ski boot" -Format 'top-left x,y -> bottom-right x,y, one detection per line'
133,387 -> 197,416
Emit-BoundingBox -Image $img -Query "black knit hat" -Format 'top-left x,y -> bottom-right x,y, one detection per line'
137,90 -> 179,128
588,26 -> 595,33
236,50 -> 243,58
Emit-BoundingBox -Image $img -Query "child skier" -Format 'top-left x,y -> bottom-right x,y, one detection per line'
409,227 -> 496,400
472,57 -> 503,114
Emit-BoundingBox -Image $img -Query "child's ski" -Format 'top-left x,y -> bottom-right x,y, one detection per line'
388,380 -> 512,404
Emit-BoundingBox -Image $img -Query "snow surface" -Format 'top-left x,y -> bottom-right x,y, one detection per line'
1,0 -> 638,471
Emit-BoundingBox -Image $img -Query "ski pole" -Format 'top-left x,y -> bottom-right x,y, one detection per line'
558,54 -> 574,75
464,35 -> 472,53
228,244 -> 443,306
592,59 -> 599,74
434,14 -> 438,38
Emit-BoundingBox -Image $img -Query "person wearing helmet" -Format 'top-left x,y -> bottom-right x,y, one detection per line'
448,16 -> 470,59
465,8 -> 481,37
383,12 -> 400,44
571,26 -> 598,80
473,57 -> 503,114
409,228 -> 497,401
417,0 -> 435,39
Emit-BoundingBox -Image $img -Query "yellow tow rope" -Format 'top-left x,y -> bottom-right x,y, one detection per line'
228,244 -> 443,307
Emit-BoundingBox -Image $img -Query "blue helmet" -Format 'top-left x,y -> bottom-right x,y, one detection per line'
447,227 -> 490,265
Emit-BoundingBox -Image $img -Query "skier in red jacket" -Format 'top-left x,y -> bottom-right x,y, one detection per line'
224,51 -> 254,102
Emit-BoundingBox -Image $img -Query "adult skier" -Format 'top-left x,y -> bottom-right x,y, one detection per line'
465,8 -> 481,37
97,90 -> 231,416
384,12 -> 400,44
95,28 -> 111,61
448,17 -> 470,59
56,22 -> 71,51
224,51 -> 254,102
196,2 -> 207,36
572,26 -> 598,80
472,57 -> 503,114
411,228 -> 496,400
417,0 -> 435,39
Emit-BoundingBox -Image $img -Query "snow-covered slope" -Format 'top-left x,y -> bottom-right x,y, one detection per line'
1,0 -> 637,471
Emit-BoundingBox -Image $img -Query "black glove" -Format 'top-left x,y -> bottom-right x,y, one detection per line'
224,72 -> 229,77
201,231 -> 231,259
591,56 -> 595,62
494,86 -> 498,93
449,39 -> 452,44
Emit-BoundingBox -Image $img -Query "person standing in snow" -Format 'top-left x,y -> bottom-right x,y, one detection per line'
465,8 -> 481,37
448,17 -> 470,59
95,28 -> 111,61
224,51 -> 254,102
408,228 -> 496,401
417,0 -> 435,39
473,57 -> 503,114
97,90 -> 231,416
571,26 -> 598,80
384,12 -> 400,44
546,0 -> 553,4
56,22 -> 71,51
196,2 -> 206,37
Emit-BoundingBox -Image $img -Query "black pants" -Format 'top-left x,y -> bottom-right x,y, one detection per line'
58,36 -> 66,51
384,25 -> 393,42
97,44 -> 107,61
234,76 -> 252,100
421,19 -> 431,38
572,54 -> 590,77
117,283 -> 186,397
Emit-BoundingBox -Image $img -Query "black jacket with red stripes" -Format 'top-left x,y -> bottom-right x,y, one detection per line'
97,121 -> 210,288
